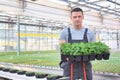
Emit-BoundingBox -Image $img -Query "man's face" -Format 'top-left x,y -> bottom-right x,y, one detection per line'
70,11 -> 84,29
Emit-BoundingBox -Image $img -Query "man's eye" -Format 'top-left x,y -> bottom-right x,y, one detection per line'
73,16 -> 77,18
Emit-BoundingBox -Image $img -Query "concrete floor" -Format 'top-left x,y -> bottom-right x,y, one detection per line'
0,70 -> 120,80
0,62 -> 120,80
93,74 -> 120,80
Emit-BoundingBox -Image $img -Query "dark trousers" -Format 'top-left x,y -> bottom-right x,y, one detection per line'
61,61 -> 92,80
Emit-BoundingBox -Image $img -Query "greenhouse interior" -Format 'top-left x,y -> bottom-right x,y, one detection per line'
0,0 -> 120,80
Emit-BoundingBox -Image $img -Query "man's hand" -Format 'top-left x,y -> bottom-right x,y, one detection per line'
59,40 -> 66,44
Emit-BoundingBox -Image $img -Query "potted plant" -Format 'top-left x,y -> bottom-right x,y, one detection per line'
25,71 -> 35,77
17,70 -> 26,75
47,74 -> 57,80
94,42 -> 103,60
87,42 -> 96,60
35,72 -> 48,78
89,52 -> 96,60
95,42 -> 110,60
9,69 -> 18,73
60,43 -> 73,62
72,43 -> 82,61
60,42 -> 110,61
100,43 -> 110,60
103,52 -> 110,60
2,67 -> 10,72
80,43 -> 90,61
0,67 -> 4,71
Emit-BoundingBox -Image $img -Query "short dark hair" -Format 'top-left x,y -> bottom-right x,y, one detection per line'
71,7 -> 83,15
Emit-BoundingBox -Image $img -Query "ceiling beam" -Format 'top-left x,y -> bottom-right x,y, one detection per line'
85,1 -> 120,14
92,0 -> 106,3
69,1 -> 120,17
107,0 -> 120,5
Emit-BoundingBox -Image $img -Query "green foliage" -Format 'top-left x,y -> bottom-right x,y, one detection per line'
0,51 -> 119,73
35,72 -> 48,78
93,42 -> 109,54
60,42 -> 110,55
60,43 -> 72,55
2,67 -> 10,72
87,42 -> 96,54
9,69 -> 18,73
17,70 -> 26,74
0,51 -> 60,67
71,43 -> 82,55
80,42 -> 89,55
47,74 -> 57,78
0,67 -> 4,70
25,71 -> 35,76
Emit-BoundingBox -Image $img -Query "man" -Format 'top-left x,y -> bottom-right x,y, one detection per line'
59,7 -> 95,80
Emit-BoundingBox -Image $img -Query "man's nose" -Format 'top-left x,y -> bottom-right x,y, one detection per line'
76,17 -> 79,20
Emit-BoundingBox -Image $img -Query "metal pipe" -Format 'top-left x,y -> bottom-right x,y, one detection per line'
68,1 -> 120,16
17,15 -> 20,56
107,0 -> 120,5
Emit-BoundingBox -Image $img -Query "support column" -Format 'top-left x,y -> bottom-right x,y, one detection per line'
17,15 -> 20,56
